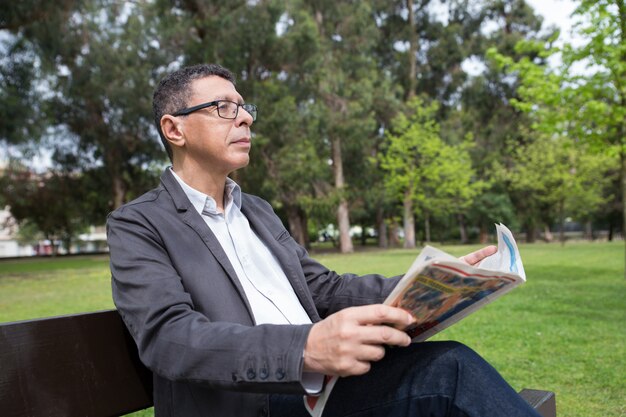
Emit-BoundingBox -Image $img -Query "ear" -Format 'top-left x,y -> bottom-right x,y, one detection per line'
160,115 -> 185,150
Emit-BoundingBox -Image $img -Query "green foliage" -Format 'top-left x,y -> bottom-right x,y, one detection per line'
501,134 -> 615,236
1,0 -> 622,247
488,0 -> 625,247
2,0 -> 167,210
563,0 -> 626,150
380,97 -> 480,218
14,221 -> 43,247
0,164 -> 92,251
0,45 -> 43,146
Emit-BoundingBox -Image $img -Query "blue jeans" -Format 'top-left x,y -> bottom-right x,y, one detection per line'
270,341 -> 542,417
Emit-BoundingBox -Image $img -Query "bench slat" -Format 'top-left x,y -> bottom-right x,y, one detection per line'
0,310 -> 152,417
519,388 -> 557,417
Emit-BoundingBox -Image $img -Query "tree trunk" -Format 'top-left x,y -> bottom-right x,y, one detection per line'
406,0 -> 418,101
112,172 -> 126,209
47,234 -> 59,256
543,224 -> 553,243
403,190 -> 416,249
458,213 -> 467,244
300,213 -> 309,249
286,204 -> 308,248
63,236 -> 72,254
584,220 -> 593,240
377,208 -> 388,248
617,0 -> 626,277
479,224 -> 489,244
388,218 -> 401,247
332,136 -> 353,253
337,201 -> 353,253
360,225 -> 368,246
622,150 -> 626,278
403,0 -> 418,249
525,219 -> 536,243
559,201 -> 566,245
424,212 -> 431,243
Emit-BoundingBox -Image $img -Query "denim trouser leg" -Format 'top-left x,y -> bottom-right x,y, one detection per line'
269,341 -> 542,417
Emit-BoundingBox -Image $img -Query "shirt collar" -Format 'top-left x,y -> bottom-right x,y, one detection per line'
169,167 -> 242,216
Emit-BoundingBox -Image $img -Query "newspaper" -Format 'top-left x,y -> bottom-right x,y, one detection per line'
388,223 -> 526,341
304,223 -> 525,417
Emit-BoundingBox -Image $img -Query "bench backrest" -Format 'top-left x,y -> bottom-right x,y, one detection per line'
0,310 -> 153,416
0,310 -> 555,417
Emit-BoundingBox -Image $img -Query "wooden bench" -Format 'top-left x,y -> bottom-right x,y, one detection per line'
0,310 -> 557,416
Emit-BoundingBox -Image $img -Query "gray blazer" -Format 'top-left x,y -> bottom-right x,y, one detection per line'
107,169 -> 400,416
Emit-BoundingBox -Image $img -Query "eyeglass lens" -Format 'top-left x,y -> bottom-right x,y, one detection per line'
217,101 -> 257,121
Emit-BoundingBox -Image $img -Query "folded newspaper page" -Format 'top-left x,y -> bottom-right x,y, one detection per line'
304,223 -> 526,417
385,223 -> 525,342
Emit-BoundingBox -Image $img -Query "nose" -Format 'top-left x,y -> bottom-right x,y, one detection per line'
236,106 -> 254,127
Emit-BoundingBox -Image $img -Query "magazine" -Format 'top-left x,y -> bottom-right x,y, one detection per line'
304,223 -> 526,417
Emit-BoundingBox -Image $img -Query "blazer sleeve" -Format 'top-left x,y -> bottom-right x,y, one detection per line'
107,204 -> 312,395
294,238 -> 402,318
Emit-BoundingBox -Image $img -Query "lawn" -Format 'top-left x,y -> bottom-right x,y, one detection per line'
1,242 -> 624,417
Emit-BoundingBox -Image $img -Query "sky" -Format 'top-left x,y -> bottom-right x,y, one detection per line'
460,0 -> 581,75
525,0 -> 579,43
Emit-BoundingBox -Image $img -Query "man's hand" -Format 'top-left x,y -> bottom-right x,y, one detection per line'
303,305 -> 415,377
459,245 -> 497,266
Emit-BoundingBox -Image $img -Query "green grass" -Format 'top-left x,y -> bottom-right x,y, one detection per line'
0,255 -> 114,322
1,242 -> 625,417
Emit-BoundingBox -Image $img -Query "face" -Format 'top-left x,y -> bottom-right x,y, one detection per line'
175,76 -> 254,176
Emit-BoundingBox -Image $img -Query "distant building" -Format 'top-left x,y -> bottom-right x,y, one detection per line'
0,206 -> 108,258
76,225 -> 108,253
0,206 -> 35,257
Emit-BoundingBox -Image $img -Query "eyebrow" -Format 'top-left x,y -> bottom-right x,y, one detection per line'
211,95 -> 245,104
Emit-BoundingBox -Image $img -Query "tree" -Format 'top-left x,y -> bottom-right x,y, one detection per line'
374,0 -> 485,104
0,164 -> 90,253
251,82 -> 331,248
460,0 -> 555,242
2,0 -> 165,210
305,0 -> 391,253
490,0 -> 626,269
566,149 -> 616,240
0,1 -> 77,148
379,97 -> 479,246
563,0 -> 626,267
372,0 -> 495,242
152,0 -> 334,248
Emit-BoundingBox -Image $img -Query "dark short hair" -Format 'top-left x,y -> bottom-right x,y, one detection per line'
153,63 -> 236,162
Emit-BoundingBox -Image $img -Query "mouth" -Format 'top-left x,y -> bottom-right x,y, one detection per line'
231,137 -> 251,146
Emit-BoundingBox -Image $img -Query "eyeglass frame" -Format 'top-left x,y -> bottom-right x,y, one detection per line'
171,99 -> 258,122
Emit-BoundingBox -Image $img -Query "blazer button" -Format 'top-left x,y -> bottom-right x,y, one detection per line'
247,368 -> 256,380
259,368 -> 269,380
275,368 -> 285,380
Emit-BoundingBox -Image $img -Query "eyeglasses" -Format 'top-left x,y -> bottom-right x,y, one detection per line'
172,100 -> 258,122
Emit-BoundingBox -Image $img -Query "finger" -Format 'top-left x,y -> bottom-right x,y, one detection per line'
340,360 -> 371,377
358,324 -> 412,347
354,344 -> 386,363
350,304 -> 415,328
460,245 -> 497,266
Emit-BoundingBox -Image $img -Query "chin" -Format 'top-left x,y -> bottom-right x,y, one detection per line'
234,157 -> 250,170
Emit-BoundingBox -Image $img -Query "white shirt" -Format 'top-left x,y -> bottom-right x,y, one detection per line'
170,169 -> 323,392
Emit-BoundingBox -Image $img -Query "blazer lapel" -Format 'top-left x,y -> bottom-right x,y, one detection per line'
159,169 -> 255,322
242,201 -> 320,322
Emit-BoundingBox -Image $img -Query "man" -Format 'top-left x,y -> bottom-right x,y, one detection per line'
107,63 -> 541,417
